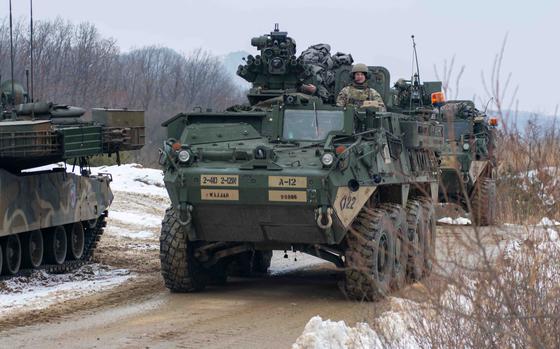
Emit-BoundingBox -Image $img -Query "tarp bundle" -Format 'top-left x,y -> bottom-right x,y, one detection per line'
300,44 -> 353,102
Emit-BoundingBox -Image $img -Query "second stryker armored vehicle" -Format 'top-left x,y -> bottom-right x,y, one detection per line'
391,78 -> 498,225
0,80 -> 144,276
436,100 -> 497,225
159,26 -> 444,300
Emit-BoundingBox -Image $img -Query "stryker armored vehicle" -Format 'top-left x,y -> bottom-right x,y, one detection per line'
0,80 -> 144,276
437,100 -> 497,225
391,78 -> 497,225
159,26 -> 444,300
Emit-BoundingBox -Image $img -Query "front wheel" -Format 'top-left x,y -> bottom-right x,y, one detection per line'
471,178 -> 497,226
345,208 -> 395,301
160,207 -> 206,292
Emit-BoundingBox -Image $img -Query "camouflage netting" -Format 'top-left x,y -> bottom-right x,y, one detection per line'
299,44 -> 353,103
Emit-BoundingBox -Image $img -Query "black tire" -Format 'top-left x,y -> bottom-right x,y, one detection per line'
2,235 -> 22,275
419,199 -> 436,276
253,250 -> 273,274
230,250 -> 272,276
381,204 -> 409,291
406,200 -> 426,281
471,178 -> 497,226
22,230 -> 44,268
45,226 -> 67,265
0,243 -> 3,275
67,222 -> 85,260
160,207 -> 206,292
345,208 -> 395,301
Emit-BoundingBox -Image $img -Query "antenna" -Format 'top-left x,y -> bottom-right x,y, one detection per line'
30,0 -> 34,102
409,35 -> 423,108
411,35 -> 421,84
9,0 -> 15,105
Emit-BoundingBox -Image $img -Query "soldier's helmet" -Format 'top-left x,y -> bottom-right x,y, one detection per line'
351,63 -> 369,79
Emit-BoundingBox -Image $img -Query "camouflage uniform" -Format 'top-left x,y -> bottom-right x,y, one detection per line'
336,83 -> 386,110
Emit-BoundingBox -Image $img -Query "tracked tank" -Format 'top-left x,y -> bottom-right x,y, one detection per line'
0,80 -> 144,276
159,26 -> 443,300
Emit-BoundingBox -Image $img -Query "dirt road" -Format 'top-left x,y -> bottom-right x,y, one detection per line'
0,189 -> 520,348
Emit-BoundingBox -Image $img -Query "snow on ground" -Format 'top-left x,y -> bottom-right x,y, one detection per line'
0,264 -> 132,318
438,216 -> 472,225
293,297 -> 421,349
93,164 -> 167,197
109,210 -> 162,229
106,226 -> 156,240
269,251 -> 328,275
537,217 -> 560,226
293,316 -> 383,349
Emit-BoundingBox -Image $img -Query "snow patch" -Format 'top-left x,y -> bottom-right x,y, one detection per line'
438,216 -> 472,225
292,316 -> 383,349
106,226 -> 155,239
109,210 -> 161,228
0,264 -> 132,317
269,251 -> 327,275
95,164 -> 166,197
537,217 -> 560,226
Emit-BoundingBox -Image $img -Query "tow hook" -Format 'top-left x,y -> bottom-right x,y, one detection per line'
177,203 -> 193,226
316,207 -> 333,229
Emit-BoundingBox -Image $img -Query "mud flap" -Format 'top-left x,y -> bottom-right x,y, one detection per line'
469,160 -> 489,184
333,186 -> 376,229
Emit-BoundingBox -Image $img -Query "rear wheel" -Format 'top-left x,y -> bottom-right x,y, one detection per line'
419,199 -> 436,276
381,204 -> 408,291
2,235 -> 22,275
406,200 -> 426,281
231,250 -> 273,276
67,222 -> 85,260
22,230 -> 44,268
160,207 -> 207,292
471,178 -> 497,226
45,226 -> 67,265
253,250 -> 273,274
345,208 -> 395,301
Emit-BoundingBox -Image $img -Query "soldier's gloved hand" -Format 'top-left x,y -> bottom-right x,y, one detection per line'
360,100 -> 386,112
300,84 -> 317,95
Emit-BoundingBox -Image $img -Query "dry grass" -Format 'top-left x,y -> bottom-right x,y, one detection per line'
408,122 -> 560,348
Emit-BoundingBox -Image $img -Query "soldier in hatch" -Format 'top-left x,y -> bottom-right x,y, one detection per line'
336,63 -> 386,110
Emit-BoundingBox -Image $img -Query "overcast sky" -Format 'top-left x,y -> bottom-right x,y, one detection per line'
6,0 -> 560,114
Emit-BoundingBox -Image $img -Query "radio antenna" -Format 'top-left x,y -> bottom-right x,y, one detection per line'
9,0 -> 15,104
409,35 -> 423,108
411,35 -> 421,84
30,0 -> 34,102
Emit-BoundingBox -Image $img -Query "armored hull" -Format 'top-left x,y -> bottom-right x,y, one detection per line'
0,87 -> 144,276
0,167 -> 111,275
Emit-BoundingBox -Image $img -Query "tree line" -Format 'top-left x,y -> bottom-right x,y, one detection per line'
0,18 -> 245,165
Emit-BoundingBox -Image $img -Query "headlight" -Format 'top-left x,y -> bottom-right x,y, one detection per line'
321,153 -> 335,166
178,150 -> 191,163
462,143 -> 470,151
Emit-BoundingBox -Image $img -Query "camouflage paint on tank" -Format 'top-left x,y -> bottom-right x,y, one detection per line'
0,168 -> 113,237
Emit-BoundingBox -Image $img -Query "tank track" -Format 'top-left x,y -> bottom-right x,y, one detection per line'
0,211 -> 107,280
